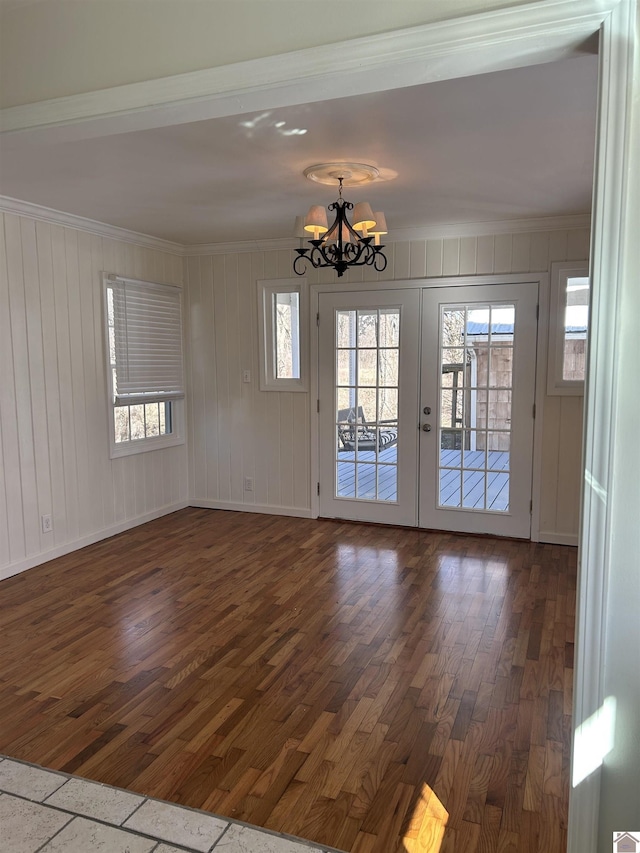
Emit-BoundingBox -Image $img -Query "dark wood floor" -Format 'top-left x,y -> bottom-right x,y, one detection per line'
0,509 -> 576,852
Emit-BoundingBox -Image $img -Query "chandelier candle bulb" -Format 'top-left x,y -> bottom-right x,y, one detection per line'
293,215 -> 307,247
352,201 -> 377,236
304,205 -> 329,240
370,211 -> 388,246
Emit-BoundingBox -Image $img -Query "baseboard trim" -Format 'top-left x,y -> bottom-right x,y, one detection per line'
0,502 -> 189,582
538,531 -> 579,547
189,500 -> 312,519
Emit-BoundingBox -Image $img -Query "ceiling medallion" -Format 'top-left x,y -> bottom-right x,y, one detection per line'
303,162 -> 380,186
293,163 -> 388,278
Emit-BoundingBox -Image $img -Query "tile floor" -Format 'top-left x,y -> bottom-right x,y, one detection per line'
0,756 -> 344,853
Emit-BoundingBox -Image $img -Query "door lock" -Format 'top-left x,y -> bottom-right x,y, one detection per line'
423,406 -> 431,415
422,423 -> 432,432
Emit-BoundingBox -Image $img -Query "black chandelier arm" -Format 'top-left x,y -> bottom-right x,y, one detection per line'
373,245 -> 388,272
292,189 -> 388,278
293,248 -> 310,276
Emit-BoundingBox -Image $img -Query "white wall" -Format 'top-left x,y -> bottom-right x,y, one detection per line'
0,213 -> 188,580
184,251 -> 311,517
185,226 -> 589,541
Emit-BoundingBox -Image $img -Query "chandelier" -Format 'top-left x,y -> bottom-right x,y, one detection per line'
292,163 -> 388,278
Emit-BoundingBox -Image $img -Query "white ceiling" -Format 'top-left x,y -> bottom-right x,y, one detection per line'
0,54 -> 598,246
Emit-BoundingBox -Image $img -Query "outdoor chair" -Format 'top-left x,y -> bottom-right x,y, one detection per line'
337,406 -> 398,452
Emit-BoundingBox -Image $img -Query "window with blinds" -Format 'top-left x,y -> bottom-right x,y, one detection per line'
104,275 -> 185,457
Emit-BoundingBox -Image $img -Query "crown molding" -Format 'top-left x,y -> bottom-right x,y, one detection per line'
0,0 -> 609,143
383,214 -> 592,243
0,196 -> 184,254
184,214 -> 591,256
183,237 -> 296,256
1,196 -> 591,256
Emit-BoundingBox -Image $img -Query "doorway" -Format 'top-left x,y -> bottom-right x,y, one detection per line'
318,281 -> 538,538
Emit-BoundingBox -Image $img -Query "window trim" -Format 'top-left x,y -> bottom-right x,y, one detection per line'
547,261 -> 589,396
257,277 -> 308,392
103,274 -> 185,458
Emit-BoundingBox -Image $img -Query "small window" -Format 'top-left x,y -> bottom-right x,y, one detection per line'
104,275 -> 185,457
547,262 -> 590,395
258,279 -> 308,391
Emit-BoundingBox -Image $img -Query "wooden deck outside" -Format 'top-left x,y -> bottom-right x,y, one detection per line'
337,448 -> 510,510
0,508 -> 575,853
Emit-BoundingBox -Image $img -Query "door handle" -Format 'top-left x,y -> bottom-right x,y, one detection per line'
422,423 -> 432,432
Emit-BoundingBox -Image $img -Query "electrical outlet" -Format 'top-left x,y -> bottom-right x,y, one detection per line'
41,514 -> 53,533
244,477 -> 254,492
242,369 -> 251,383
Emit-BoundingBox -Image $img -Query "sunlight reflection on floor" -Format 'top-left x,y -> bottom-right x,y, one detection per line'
403,783 -> 448,852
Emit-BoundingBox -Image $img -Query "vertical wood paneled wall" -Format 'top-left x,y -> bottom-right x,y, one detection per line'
0,213 -> 188,580
184,251 -> 311,516
185,228 -> 589,543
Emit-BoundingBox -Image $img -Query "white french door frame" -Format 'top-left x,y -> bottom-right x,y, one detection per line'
309,272 -> 550,543
316,289 -> 421,526
419,282 -> 540,538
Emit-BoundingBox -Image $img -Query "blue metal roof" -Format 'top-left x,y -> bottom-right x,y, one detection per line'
466,322 -> 587,335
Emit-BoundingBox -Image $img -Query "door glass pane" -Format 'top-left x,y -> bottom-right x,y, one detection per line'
490,304 -> 515,331
357,349 -> 377,385
440,467 -> 462,507
488,346 -> 513,387
379,309 -> 400,347
378,388 -> 398,423
487,472 -> 509,509
440,383 -> 464,429
357,310 -> 378,347
462,470 -> 485,508
488,390 -> 512,431
438,302 -> 515,512
337,387 -> 353,413
464,438 -> 487,470
335,307 -> 400,502
488,433 -> 511,467
471,344 -> 489,386
337,311 -> 354,348
442,309 -> 466,347
379,349 -> 399,387
356,463 -> 377,499
442,347 -> 464,365
487,431 -> 511,456
337,461 -> 356,497
440,441 -> 462,469
336,350 -> 352,385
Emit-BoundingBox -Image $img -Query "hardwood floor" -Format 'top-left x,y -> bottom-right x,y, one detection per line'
0,509 -> 576,852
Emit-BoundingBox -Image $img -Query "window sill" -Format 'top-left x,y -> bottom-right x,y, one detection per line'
109,433 -> 184,459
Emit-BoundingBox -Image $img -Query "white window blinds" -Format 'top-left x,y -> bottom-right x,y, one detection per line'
111,277 -> 184,406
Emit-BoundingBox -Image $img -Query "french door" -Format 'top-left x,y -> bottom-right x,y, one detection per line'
318,289 -> 420,526
418,283 -> 537,538
318,282 -> 538,538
